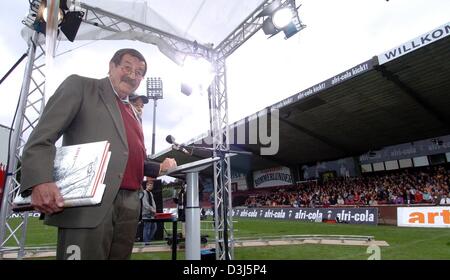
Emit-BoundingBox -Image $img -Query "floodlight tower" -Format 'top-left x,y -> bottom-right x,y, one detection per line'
147,77 -> 163,155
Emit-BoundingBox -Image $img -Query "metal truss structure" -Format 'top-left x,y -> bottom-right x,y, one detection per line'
0,31 -> 46,259
77,2 -> 213,62
0,0 -> 298,260
208,56 -> 234,260
208,0 -> 298,260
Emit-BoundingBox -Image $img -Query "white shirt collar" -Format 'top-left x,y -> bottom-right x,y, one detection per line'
108,76 -> 130,103
108,76 -> 142,123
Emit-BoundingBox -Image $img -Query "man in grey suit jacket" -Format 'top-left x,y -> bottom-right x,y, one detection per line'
20,48 -> 176,260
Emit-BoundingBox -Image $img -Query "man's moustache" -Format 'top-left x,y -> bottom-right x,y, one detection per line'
122,77 -> 137,87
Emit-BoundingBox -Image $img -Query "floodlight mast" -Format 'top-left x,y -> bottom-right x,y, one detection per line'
1,0 -> 281,260
147,77 -> 163,156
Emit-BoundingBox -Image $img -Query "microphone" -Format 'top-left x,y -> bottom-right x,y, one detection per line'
166,135 -> 191,155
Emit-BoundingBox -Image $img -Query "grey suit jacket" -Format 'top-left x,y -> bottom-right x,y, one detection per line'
20,75 -> 159,228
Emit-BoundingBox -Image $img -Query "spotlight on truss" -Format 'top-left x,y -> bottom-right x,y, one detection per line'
180,55 -> 214,96
258,0 -> 306,39
22,0 -> 84,42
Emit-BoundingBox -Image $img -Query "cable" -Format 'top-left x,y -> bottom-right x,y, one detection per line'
1,42 -> 36,201
0,51 -> 29,200
1,78 -> 23,200
55,40 -> 99,58
0,53 -> 28,85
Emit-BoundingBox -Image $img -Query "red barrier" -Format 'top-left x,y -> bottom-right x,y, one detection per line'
0,164 -> 6,206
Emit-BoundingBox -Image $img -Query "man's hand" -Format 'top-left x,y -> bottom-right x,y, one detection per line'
31,182 -> 64,214
159,158 -> 177,175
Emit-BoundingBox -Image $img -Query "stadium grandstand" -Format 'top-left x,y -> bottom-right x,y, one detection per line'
155,22 -> 450,227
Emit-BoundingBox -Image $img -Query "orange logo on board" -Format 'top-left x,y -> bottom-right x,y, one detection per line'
408,209 -> 450,224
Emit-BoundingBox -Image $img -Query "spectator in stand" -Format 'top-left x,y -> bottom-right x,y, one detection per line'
237,164 -> 449,208
414,190 -> 424,204
422,189 -> 433,203
321,195 -> 330,207
404,188 -> 411,204
439,193 -> 450,205
369,196 -> 378,206
329,195 -> 337,206
395,194 -> 404,204
337,195 -> 345,205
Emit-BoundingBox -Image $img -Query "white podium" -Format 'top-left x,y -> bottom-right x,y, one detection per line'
164,157 -> 220,260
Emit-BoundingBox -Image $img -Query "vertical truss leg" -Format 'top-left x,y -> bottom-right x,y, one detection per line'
0,31 -> 46,259
210,56 -> 234,260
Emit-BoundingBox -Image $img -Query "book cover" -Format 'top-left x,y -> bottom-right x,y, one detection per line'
13,141 -> 110,209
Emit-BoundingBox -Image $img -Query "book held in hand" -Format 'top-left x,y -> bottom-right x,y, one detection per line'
13,141 -> 111,210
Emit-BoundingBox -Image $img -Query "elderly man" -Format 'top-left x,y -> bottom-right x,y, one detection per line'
20,48 -> 176,260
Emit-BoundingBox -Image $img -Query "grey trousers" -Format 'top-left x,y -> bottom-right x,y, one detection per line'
56,189 -> 141,260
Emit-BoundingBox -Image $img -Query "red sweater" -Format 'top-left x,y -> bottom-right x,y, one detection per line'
116,99 -> 146,190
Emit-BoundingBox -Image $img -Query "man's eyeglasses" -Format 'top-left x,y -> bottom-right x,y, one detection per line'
119,64 -> 145,79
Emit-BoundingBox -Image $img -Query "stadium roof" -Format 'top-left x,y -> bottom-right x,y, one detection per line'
153,22 -> 450,175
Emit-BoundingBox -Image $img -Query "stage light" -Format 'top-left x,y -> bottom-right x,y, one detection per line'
181,83 -> 193,96
41,7 -> 64,23
60,11 -> 84,42
259,0 -> 306,39
40,1 -> 78,24
272,8 -> 293,29
180,56 -> 214,96
262,17 -> 277,36
59,0 -> 72,11
23,0 -> 84,42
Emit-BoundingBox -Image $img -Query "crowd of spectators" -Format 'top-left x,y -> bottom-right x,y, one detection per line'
243,165 -> 450,208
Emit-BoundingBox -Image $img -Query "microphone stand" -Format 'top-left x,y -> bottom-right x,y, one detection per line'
169,140 -> 250,260
181,145 -> 253,157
